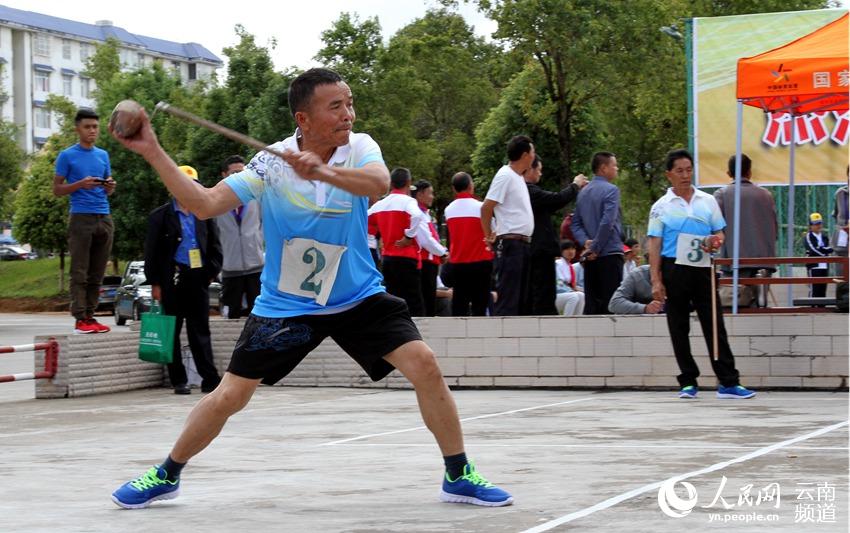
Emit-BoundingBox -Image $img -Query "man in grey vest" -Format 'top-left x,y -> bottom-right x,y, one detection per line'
214,155 -> 264,318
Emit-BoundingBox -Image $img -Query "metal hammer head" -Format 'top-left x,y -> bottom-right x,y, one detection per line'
151,101 -> 170,121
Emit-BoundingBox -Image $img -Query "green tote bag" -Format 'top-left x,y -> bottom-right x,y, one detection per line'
138,301 -> 176,364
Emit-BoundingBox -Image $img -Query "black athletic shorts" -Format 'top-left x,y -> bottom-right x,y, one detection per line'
227,292 -> 422,385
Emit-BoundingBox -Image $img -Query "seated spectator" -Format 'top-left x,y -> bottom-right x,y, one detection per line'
608,264 -> 664,314
623,238 -> 640,277
435,274 -> 453,317
554,240 -> 585,316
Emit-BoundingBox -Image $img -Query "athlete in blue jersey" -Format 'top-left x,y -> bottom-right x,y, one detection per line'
647,149 -> 755,401
109,68 -> 512,509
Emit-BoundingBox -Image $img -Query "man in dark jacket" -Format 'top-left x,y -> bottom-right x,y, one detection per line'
144,165 -> 223,395
524,156 -> 586,314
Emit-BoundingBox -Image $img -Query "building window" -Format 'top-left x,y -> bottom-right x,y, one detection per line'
34,34 -> 50,57
171,61 -> 181,73
188,63 -> 197,80
137,53 -> 145,67
81,78 -> 90,99
80,43 -> 90,62
34,71 -> 50,92
35,107 -> 51,129
62,39 -> 72,60
63,74 -> 73,96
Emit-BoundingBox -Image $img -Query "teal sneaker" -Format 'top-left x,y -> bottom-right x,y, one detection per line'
717,385 -> 756,399
111,466 -> 180,509
678,386 -> 698,399
440,462 -> 513,507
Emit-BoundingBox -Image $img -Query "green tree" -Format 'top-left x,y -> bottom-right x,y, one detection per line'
12,96 -> 78,290
82,37 -> 121,92
472,64 -> 603,193
92,62 -> 190,260
187,25 -> 280,183
0,121 -> 24,224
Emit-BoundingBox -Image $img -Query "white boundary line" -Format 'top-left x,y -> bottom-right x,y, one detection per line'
320,397 -> 596,446
519,420 -> 849,533
336,443 -> 848,451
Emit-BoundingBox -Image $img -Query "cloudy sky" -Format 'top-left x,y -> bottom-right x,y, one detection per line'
6,0 -> 498,70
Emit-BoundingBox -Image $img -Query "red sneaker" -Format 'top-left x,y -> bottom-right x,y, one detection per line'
87,318 -> 111,333
74,319 -> 99,334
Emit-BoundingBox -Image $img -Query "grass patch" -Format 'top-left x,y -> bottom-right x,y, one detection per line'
0,257 -> 70,298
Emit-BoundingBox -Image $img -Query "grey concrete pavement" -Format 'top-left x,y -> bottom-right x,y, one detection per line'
0,387 -> 846,532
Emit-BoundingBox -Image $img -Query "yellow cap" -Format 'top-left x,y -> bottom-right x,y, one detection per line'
809,212 -> 823,224
178,165 -> 198,180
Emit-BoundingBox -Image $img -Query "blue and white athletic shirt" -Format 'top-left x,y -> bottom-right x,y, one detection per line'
224,131 -> 385,318
647,187 -> 726,258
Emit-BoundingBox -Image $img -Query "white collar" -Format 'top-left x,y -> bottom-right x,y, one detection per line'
282,128 -> 351,165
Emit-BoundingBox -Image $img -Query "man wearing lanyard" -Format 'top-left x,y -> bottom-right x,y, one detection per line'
144,165 -> 223,395
647,149 -> 755,400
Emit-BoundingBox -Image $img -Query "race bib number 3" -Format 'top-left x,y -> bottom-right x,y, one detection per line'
279,238 -> 347,306
675,232 -> 711,268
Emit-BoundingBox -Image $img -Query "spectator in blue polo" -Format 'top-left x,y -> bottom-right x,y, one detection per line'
647,148 -> 755,400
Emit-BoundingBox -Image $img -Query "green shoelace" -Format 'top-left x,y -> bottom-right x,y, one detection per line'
129,467 -> 173,490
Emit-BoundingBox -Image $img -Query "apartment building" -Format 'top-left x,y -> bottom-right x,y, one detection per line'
0,5 -> 222,152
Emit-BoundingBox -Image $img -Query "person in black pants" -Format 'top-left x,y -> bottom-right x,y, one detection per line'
144,165 -> 223,395
413,180 -> 443,316
803,212 -> 833,299
648,149 -> 755,400
523,156 -> 585,315
571,152 -> 625,315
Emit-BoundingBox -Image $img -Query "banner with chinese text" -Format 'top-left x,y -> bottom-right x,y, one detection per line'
691,9 -> 848,186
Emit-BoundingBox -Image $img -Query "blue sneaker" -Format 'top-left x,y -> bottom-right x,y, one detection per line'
440,462 -> 513,507
717,385 -> 756,399
678,386 -> 698,399
111,466 -> 180,509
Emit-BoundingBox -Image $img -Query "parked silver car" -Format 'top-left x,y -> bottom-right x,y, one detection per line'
113,261 -> 221,325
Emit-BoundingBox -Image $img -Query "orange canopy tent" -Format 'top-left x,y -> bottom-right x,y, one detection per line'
728,13 -> 848,312
737,13 -> 848,115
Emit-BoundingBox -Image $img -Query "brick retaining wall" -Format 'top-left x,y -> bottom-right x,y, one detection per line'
35,314 -> 848,398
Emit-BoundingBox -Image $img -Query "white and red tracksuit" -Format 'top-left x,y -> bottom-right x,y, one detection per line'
367,189 -> 445,315
444,192 -> 494,316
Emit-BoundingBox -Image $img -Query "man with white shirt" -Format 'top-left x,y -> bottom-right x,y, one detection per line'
480,135 -> 535,316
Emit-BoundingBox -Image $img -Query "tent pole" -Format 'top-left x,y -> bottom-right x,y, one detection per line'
787,115 -> 797,307
732,101 -> 744,315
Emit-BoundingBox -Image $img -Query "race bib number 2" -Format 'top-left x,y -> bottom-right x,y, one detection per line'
278,238 -> 347,306
675,232 -> 711,268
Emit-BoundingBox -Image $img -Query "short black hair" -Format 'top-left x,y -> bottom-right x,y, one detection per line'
665,149 -> 693,171
591,152 -> 615,173
624,237 -> 639,248
288,68 -> 343,119
451,172 -> 472,193
221,155 -> 245,173
727,153 -> 752,177
75,108 -> 98,124
390,167 -> 411,189
560,239 -> 576,251
529,155 -> 541,169
412,179 -> 432,197
506,135 -> 533,162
